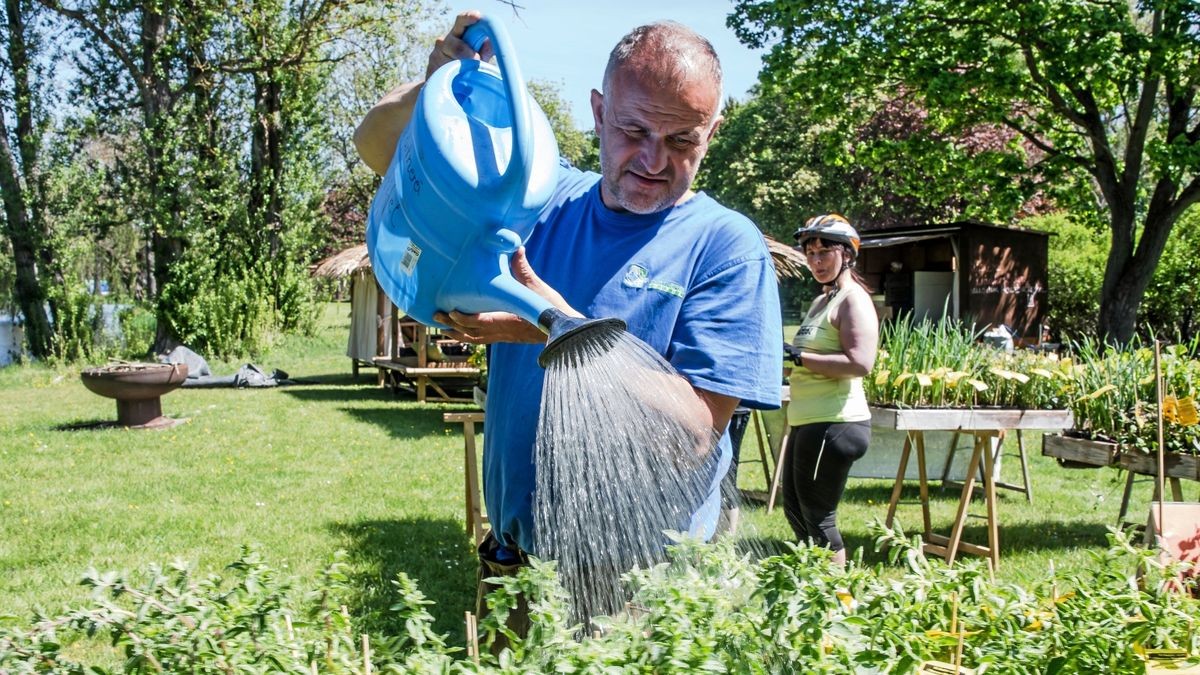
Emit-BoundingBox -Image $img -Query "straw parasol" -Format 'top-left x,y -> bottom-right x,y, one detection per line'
313,244 -> 370,279
765,234 -> 808,281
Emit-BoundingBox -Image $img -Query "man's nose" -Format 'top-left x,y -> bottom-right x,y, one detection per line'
638,140 -> 669,174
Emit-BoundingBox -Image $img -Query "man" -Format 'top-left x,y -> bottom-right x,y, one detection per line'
355,9 -> 781,620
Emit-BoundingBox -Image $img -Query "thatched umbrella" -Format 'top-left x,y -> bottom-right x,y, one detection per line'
765,234 -> 807,281
313,244 -> 370,279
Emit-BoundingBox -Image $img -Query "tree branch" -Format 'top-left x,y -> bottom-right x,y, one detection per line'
1167,176 -> 1200,223
998,114 -> 1090,168
1019,43 -> 1089,129
35,0 -> 148,106
1121,9 -> 1162,196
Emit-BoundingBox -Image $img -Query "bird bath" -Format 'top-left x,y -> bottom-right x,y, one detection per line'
80,362 -> 188,429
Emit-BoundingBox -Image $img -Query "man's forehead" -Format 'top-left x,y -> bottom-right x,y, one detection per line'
605,68 -> 720,129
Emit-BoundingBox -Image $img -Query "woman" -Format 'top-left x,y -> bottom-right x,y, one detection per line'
782,214 -> 879,565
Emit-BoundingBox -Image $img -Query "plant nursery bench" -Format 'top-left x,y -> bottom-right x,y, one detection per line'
879,406 -> 1073,570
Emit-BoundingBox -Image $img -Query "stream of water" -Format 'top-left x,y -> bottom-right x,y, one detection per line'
534,327 -> 721,625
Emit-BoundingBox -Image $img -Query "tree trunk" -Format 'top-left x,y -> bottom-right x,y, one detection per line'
0,0 -> 54,359
1097,198 -> 1180,345
139,4 -> 186,351
250,70 -> 284,259
0,130 -> 53,358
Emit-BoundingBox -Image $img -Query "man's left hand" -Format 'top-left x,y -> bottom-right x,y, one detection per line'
434,248 -> 581,344
435,309 -> 545,344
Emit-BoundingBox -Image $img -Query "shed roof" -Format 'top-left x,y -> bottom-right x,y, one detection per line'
312,244 -> 370,279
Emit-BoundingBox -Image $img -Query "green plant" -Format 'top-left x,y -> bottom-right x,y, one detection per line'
868,314 -> 1070,410
1065,337 -> 1200,455
2,529 -> 1196,673
117,305 -> 157,359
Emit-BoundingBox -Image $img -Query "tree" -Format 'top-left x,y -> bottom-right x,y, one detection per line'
1140,207 -> 1200,341
0,0 -> 56,358
528,79 -> 598,172
732,0 -> 1200,344
39,0 -> 204,348
699,89 -> 1053,242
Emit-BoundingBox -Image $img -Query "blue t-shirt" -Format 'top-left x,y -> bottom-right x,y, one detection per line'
484,163 -> 783,554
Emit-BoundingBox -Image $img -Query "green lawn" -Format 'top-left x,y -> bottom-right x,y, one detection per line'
0,303 -> 1163,645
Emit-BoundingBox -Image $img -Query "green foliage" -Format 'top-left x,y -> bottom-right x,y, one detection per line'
699,85 -> 1050,243
2,530 -> 1197,673
44,285 -> 104,363
1065,337 -> 1200,455
868,315 -> 1071,410
528,79 -> 599,173
19,0 -> 440,360
118,305 -> 157,358
1022,212 -> 1108,343
1025,208 -> 1200,344
730,0 -> 1200,344
698,93 -> 836,241
161,250 -> 316,360
1140,209 -> 1200,342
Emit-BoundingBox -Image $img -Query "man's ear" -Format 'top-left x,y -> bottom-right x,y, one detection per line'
590,89 -> 604,134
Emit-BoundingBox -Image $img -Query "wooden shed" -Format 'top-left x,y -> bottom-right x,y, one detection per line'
856,222 -> 1051,342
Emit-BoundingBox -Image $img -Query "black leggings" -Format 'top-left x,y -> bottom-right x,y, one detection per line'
781,420 -> 871,552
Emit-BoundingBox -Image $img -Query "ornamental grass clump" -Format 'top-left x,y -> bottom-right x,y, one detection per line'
867,315 -> 1070,410
3,529 -> 1197,673
1066,337 -> 1200,455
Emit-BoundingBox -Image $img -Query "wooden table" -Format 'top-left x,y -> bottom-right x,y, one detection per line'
443,411 -> 488,546
878,406 -> 1073,570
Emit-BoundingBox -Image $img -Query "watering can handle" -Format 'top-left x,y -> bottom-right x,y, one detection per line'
462,18 -> 535,199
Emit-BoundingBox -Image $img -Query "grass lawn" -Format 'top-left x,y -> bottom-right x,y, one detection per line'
0,303 -> 1162,646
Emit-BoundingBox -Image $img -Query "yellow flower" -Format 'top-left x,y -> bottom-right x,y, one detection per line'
836,589 -> 857,611
1177,397 -> 1198,426
1163,396 -> 1179,424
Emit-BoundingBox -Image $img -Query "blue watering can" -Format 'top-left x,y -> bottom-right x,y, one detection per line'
366,16 -> 622,365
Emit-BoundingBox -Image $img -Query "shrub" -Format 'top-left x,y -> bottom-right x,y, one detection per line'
2,529 -> 1196,673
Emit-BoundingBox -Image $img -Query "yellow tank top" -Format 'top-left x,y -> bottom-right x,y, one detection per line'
787,287 -> 870,425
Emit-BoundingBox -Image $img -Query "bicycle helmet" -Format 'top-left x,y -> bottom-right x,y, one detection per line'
794,214 -> 860,254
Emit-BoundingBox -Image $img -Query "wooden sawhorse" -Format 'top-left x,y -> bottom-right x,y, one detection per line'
443,412 -> 488,546
939,429 -> 1034,503
876,407 -> 1073,570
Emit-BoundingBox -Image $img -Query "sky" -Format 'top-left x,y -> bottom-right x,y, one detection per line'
440,0 -> 769,129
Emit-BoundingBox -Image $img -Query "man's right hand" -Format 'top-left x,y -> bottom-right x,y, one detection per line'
426,11 -> 492,80
435,309 -> 546,345
353,10 -> 491,176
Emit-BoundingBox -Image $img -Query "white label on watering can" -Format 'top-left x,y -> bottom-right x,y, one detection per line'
400,241 -> 422,275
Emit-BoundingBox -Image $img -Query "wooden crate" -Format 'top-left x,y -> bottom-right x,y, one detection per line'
1119,450 -> 1200,481
1041,433 -> 1120,469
